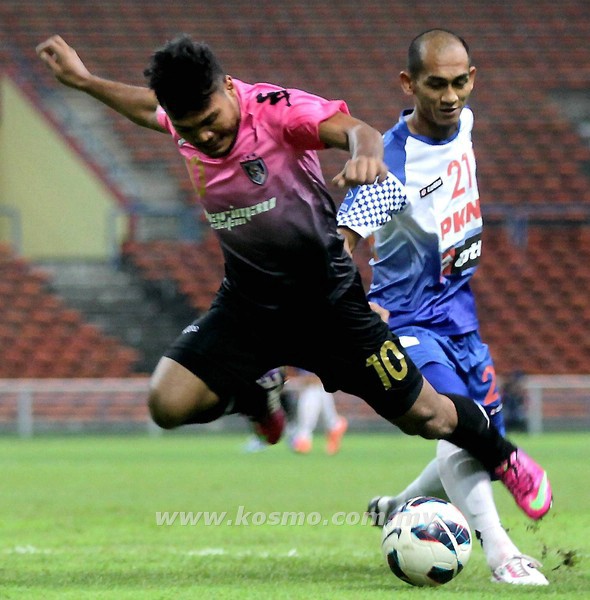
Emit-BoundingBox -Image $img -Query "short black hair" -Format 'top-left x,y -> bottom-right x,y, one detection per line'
407,29 -> 470,78
144,34 -> 225,118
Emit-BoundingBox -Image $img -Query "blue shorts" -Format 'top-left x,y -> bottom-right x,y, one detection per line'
394,326 -> 505,435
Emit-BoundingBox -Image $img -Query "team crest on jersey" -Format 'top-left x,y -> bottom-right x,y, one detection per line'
241,157 -> 268,185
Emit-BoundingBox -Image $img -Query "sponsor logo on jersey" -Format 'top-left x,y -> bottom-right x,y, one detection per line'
204,197 -> 277,231
241,157 -> 268,185
182,324 -> 200,334
441,232 -> 482,276
256,90 -> 292,106
420,177 -> 443,198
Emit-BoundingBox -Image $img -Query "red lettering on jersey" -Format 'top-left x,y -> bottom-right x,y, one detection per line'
441,218 -> 452,239
453,208 -> 465,232
440,197 -> 481,240
465,197 -> 481,222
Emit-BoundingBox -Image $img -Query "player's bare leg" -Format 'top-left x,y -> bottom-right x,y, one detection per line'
148,357 -> 220,428
148,357 -> 285,443
392,377 -> 457,439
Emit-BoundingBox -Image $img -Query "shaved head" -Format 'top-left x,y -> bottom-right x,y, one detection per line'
407,29 -> 471,78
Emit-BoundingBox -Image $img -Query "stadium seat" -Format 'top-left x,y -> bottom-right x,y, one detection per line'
2,0 -> 590,382
0,246 -> 138,378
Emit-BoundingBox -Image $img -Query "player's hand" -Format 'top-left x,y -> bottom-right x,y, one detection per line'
369,301 -> 390,323
36,35 -> 92,90
332,156 -> 389,188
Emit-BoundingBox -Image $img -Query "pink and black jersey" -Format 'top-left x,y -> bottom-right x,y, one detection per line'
157,79 -> 356,307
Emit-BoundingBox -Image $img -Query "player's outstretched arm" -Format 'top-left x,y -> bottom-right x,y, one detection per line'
318,112 -> 387,188
36,35 -> 164,133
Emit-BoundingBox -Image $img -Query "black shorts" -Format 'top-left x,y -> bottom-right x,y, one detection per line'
164,275 -> 424,421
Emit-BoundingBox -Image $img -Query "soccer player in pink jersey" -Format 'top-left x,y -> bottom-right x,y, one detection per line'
36,34 -> 549,519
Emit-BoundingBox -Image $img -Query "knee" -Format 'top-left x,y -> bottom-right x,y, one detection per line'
148,380 -> 223,429
147,357 -> 221,429
148,387 -> 184,430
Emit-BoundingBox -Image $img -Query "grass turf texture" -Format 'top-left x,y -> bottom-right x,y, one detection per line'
0,432 -> 587,598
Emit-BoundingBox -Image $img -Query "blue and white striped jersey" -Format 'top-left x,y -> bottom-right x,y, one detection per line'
337,108 -> 483,336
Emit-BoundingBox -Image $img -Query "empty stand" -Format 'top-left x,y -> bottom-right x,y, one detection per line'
123,238 -> 223,313
3,0 -> 590,208
0,244 -> 139,377
473,225 -> 590,374
2,0 -> 590,378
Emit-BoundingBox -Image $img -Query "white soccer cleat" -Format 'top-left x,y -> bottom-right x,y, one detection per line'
491,555 -> 549,585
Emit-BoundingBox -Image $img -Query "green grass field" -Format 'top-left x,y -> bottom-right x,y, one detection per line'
0,431 -> 588,598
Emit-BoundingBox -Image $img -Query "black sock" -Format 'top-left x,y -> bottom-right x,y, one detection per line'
444,393 -> 516,472
184,397 -> 231,424
228,383 -> 269,420
183,382 -> 268,424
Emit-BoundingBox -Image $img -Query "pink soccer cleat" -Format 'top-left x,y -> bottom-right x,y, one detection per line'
495,450 -> 552,520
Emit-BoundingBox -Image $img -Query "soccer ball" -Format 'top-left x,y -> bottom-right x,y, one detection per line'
381,496 -> 472,587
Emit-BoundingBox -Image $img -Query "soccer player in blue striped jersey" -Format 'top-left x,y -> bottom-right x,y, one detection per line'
337,29 -> 550,585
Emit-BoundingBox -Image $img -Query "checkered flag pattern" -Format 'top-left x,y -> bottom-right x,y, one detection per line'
337,173 -> 407,237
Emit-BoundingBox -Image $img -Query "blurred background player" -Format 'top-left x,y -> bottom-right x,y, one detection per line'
243,368 -> 348,455
337,29 -> 549,585
289,369 -> 348,455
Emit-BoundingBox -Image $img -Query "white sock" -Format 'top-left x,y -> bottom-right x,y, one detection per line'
320,391 -> 339,431
391,458 -> 447,508
294,385 -> 322,439
436,440 -> 520,570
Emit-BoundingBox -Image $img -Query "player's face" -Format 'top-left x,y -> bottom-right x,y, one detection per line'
170,77 -> 241,158
401,42 -> 476,139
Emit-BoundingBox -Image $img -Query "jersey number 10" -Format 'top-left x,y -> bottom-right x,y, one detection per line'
366,339 -> 409,389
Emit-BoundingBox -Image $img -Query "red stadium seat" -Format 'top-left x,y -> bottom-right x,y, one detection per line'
2,0 -> 590,379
